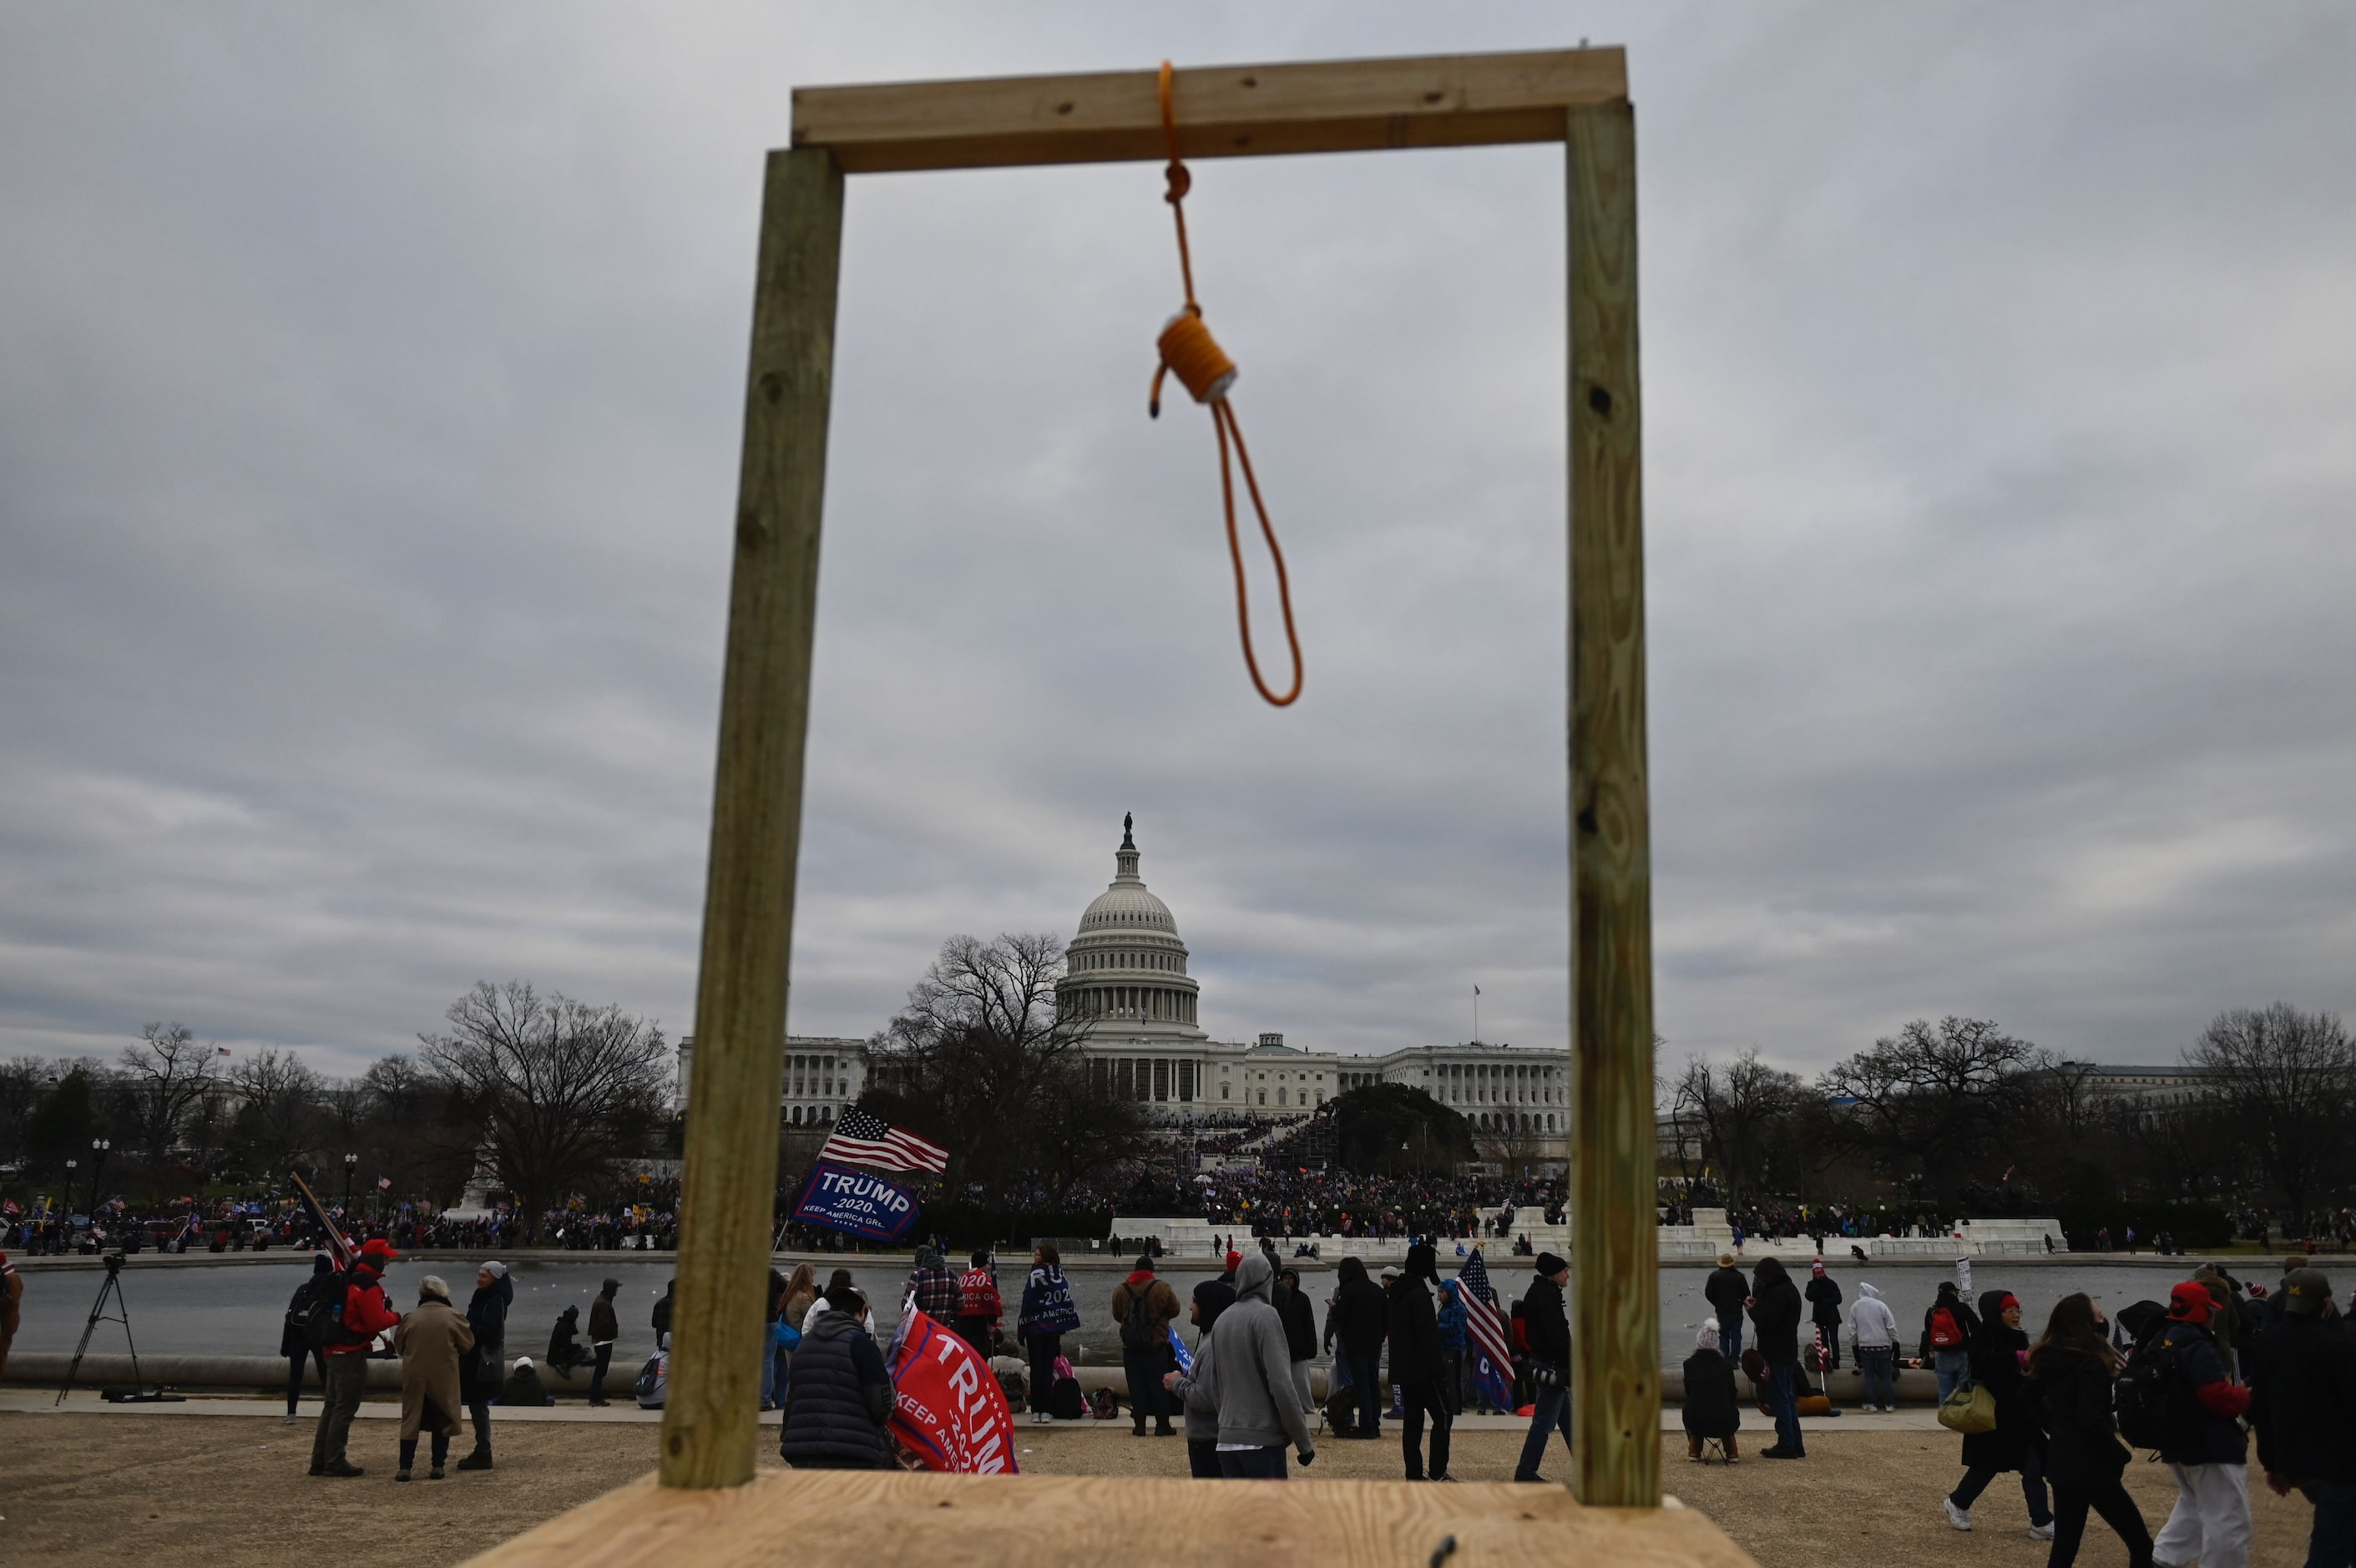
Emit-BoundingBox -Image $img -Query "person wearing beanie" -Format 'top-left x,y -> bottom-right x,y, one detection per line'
1221,1250 -> 1244,1285
1387,1242 -> 1454,1482
502,1353 -> 555,1408
1112,1255 -> 1182,1436
1514,1252 -> 1573,1482
547,1303 -> 592,1377
1746,1256 -> 1806,1459
1681,1320 -> 1740,1462
2252,1268 -> 2356,1566
2148,1279 -> 2253,1568
309,1237 -> 399,1479
458,1261 -> 513,1469
587,1277 -> 621,1407
1942,1291 -> 2053,1539
394,1275 -> 474,1482
1327,1257 -> 1389,1440
1166,1278 -> 1240,1477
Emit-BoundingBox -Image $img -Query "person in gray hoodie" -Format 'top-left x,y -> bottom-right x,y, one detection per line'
1847,1282 -> 1900,1411
1185,1252 -> 1316,1479
1167,1278 -> 1238,1479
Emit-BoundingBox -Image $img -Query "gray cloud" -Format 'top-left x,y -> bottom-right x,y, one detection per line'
3,3 -> 2352,1085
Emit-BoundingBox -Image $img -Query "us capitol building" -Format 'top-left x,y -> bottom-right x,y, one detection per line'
690,817 -> 1570,1158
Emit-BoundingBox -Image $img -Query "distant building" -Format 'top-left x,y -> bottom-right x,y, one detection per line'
2070,1062 -> 2207,1109
682,816 -> 1571,1157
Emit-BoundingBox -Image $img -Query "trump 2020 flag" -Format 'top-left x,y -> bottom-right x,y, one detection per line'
1168,1323 -> 1194,1376
1458,1248 -> 1514,1412
887,1306 -> 1019,1474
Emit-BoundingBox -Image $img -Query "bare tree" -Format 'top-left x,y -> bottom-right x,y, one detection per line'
1674,1048 -> 1807,1207
229,1048 -> 322,1176
419,981 -> 671,1216
119,1022 -> 220,1161
2188,1004 -> 2355,1230
867,933 -> 1143,1198
1820,1017 -> 2050,1206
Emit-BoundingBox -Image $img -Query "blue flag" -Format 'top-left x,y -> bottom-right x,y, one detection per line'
1168,1323 -> 1194,1376
791,1160 -> 920,1242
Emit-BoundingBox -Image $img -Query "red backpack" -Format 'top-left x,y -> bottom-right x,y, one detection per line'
1930,1306 -> 1965,1348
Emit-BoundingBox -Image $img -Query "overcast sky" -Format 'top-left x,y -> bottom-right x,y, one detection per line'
3,3 -> 2352,1085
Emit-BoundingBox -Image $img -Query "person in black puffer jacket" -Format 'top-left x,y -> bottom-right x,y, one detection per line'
2030,1293 -> 2152,1568
1325,1257 -> 1389,1439
1944,1290 -> 2054,1537
1682,1320 -> 1741,1461
1386,1244 -> 1452,1483
1747,1257 -> 1805,1459
780,1287 -> 892,1469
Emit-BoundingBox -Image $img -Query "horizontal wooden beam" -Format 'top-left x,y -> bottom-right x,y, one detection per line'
792,48 -> 1627,174
464,1468 -> 1757,1568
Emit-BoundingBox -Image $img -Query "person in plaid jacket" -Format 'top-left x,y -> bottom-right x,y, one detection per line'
905,1244 -> 962,1326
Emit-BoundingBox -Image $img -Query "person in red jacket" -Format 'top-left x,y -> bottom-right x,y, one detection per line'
954,1251 -> 1003,1358
309,1237 -> 400,1477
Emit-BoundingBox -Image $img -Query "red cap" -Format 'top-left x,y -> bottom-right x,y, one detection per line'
2167,1282 -> 2211,1323
357,1237 -> 400,1267
1997,1292 -> 2020,1312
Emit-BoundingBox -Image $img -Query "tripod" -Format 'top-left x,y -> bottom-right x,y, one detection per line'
57,1252 -> 181,1404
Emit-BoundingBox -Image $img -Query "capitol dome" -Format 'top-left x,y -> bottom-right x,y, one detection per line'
1057,815 -> 1206,1040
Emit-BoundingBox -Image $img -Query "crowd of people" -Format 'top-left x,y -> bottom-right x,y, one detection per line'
0,1198 -> 680,1258
1683,1248 -> 2356,1568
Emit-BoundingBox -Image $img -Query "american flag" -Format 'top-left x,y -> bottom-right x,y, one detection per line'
1457,1248 -> 1515,1411
819,1109 -> 949,1175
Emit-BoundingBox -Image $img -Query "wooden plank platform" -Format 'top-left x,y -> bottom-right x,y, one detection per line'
793,48 -> 1627,172
462,1469 -> 1757,1568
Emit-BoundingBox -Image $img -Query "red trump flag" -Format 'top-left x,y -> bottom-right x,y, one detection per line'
887,1307 -> 1019,1474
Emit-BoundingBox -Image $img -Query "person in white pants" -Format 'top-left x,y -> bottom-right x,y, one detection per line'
2151,1282 -> 2253,1568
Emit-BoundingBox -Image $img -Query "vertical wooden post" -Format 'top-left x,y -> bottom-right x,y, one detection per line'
1565,99 -> 1656,1509
660,145 -> 845,1490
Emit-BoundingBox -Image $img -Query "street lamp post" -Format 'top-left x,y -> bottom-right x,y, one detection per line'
89,1137 -> 111,1215
64,1157 -> 78,1216
342,1152 -> 357,1222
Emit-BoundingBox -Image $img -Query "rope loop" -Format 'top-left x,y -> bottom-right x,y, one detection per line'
1146,58 -> 1303,709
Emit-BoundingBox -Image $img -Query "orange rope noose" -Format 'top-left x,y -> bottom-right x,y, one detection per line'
1148,59 -> 1302,708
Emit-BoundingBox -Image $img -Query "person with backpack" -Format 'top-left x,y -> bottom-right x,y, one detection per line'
281,1253 -> 334,1423
1705,1253 -> 1749,1365
1943,1291 -> 2055,1540
2250,1268 -> 2356,1568
779,1286 -> 892,1469
954,1250 -> 1002,1358
1747,1255 -> 1806,1459
1919,1280 -> 1980,1401
456,1260 -> 512,1470
1166,1277 -> 1239,1477
1018,1242 -> 1080,1425
1848,1282 -> 1900,1412
307,1237 -> 400,1478
1327,1256 -> 1389,1440
2140,1281 -> 2253,1568
1112,1254 -> 1181,1436
2029,1292 -> 2153,1568
1805,1262 -> 1844,1372
1388,1243 -> 1454,1483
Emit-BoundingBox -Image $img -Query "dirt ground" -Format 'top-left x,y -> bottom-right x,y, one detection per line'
0,1413 -> 2320,1566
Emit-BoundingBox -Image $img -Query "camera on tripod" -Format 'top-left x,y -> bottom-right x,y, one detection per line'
57,1248 -> 183,1404
101,1249 -> 126,1274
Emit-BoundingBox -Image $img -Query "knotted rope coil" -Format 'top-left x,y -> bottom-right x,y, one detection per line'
1148,59 -> 1302,708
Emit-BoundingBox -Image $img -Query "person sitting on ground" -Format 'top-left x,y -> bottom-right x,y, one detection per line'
547,1304 -> 592,1377
779,1286 -> 892,1470
1682,1320 -> 1740,1462
393,1275 -> 474,1482
502,1353 -> 555,1408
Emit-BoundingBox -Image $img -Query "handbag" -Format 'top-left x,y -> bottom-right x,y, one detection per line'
1937,1380 -> 1997,1434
